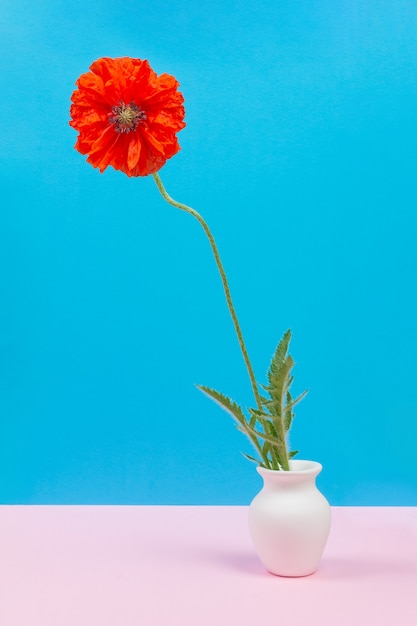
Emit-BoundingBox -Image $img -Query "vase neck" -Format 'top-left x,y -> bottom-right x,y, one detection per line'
256,460 -> 322,489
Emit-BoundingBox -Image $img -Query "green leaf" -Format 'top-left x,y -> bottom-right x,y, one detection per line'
284,389 -> 309,432
196,385 -> 246,426
249,411 -> 257,428
289,450 -> 299,458
268,356 -> 294,415
248,408 -> 272,431
243,421 -> 286,456
262,331 -> 295,424
259,394 -> 271,406
285,388 -> 309,412
267,329 -> 292,387
248,407 -> 270,418
265,420 -> 288,468
260,443 -> 276,470
197,328 -> 307,473
198,385 -> 270,465
284,390 -> 293,432
241,452 -> 261,465
239,423 -> 276,446
264,418 -> 279,441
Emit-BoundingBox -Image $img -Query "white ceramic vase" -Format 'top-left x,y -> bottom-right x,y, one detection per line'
248,459 -> 331,577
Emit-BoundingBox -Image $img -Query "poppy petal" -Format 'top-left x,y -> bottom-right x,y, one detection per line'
70,57 -> 185,177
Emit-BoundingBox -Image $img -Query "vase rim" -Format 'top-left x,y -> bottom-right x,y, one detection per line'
256,459 -> 323,476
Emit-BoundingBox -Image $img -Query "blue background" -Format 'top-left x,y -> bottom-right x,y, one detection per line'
1,0 -> 416,505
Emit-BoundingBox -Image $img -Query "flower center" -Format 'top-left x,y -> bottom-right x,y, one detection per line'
109,102 -> 146,133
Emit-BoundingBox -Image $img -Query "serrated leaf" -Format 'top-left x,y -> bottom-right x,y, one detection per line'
259,394 -> 271,406
286,389 -> 309,412
264,419 -> 280,441
242,423 -> 277,446
197,328 -> 306,473
267,356 -> 294,415
243,421 -> 286,451
248,407 -> 269,418
241,452 -> 261,464
248,408 -> 272,429
265,440 -> 282,470
265,421 -> 289,469
197,385 -> 246,425
284,389 -> 309,432
267,329 -> 292,386
198,386 -> 269,463
284,390 -> 293,432
260,443 -> 276,470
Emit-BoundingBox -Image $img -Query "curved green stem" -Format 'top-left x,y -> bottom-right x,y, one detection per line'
152,172 -> 262,411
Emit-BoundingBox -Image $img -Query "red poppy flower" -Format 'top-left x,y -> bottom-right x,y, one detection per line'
69,57 -> 186,177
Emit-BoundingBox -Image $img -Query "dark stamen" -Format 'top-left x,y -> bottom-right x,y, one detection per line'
109,102 -> 146,133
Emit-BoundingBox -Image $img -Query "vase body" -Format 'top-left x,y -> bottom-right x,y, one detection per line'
248,460 -> 331,577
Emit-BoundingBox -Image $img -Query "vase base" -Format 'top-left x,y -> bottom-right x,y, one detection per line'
265,566 -> 318,578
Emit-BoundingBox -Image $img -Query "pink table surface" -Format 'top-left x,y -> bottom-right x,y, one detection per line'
0,506 -> 416,626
